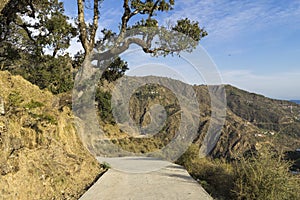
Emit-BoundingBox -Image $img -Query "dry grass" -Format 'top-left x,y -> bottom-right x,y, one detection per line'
0,71 -> 103,200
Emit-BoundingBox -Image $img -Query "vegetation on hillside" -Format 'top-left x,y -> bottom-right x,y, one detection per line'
0,0 -> 208,199
95,77 -> 300,199
226,85 -> 300,149
0,0 -> 299,199
177,144 -> 300,200
0,71 -> 104,199
0,0 -> 76,93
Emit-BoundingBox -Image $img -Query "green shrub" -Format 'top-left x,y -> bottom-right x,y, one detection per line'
177,145 -> 300,200
8,91 -> 23,107
30,113 -> 57,125
100,162 -> 111,170
9,55 -> 74,94
177,144 -> 234,200
95,89 -> 115,124
24,100 -> 44,109
232,148 -> 300,200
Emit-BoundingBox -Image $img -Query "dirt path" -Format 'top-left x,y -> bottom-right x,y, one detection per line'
79,157 -> 212,200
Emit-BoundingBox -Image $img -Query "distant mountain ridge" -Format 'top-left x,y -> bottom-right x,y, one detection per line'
95,76 -> 300,160
290,100 -> 300,104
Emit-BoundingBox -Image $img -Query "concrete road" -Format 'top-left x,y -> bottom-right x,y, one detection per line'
79,157 -> 213,200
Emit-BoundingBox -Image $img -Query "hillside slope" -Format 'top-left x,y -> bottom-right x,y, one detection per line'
226,85 -> 300,150
94,76 -> 300,160
0,71 -> 102,200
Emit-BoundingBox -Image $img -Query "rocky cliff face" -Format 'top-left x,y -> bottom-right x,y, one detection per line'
0,71 -> 102,200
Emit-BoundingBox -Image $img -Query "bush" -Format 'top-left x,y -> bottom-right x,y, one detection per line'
8,55 -> 74,94
24,100 -> 44,109
8,91 -> 23,107
100,162 -> 111,170
177,145 -> 300,200
177,144 -> 234,200
95,89 -> 115,124
232,148 -> 300,200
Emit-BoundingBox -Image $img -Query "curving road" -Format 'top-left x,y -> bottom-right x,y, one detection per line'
79,157 -> 213,200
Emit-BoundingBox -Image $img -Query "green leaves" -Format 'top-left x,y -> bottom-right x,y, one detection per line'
95,88 -> 115,124
0,0 -> 77,94
173,18 -> 207,42
130,0 -> 174,13
101,57 -> 129,82
42,11 -> 77,56
1,0 -> 76,60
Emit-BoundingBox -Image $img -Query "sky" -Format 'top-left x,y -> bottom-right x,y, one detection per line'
61,0 -> 300,100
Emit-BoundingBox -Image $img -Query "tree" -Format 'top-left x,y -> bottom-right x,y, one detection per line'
76,0 -> 207,61
14,54 -> 75,94
0,0 -> 77,93
0,0 -> 76,60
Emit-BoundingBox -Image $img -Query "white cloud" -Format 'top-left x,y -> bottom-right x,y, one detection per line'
160,0 -> 300,100
61,0 -> 300,100
165,0 -> 300,42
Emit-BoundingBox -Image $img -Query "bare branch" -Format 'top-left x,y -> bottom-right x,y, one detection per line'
130,9 -> 140,17
89,0 -> 99,50
28,0 -> 35,18
148,0 -> 160,20
120,0 -> 131,34
77,0 -> 89,53
92,33 -> 177,62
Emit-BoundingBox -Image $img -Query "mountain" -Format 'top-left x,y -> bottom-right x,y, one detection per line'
95,76 -> 300,160
226,85 -> 300,150
0,71 -> 102,200
1,71 -> 299,199
291,100 -> 300,104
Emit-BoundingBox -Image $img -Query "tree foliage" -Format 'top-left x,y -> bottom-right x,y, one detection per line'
102,57 -> 129,82
0,0 -> 76,93
95,88 -> 114,124
0,0 -> 76,59
18,55 -> 74,94
77,0 -> 207,62
0,0 -> 208,94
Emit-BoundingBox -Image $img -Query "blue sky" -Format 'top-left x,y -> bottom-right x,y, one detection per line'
61,0 -> 300,100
